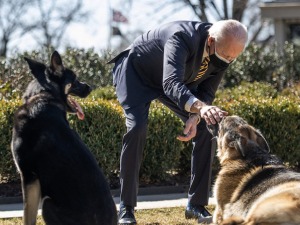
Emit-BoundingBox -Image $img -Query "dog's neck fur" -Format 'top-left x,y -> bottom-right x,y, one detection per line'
214,159 -> 249,212
22,91 -> 67,122
216,154 -> 285,211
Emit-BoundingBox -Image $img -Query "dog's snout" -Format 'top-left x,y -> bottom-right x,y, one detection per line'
69,80 -> 92,98
207,123 -> 219,137
86,83 -> 92,93
206,116 -> 226,137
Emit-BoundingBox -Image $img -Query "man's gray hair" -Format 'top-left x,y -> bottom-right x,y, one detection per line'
208,19 -> 248,46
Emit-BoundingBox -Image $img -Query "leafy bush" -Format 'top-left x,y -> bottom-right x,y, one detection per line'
217,81 -> 278,101
0,43 -> 299,185
63,48 -> 114,89
2,43 -> 300,100
90,86 -> 117,100
68,99 -> 189,185
0,99 -> 21,182
280,82 -> 300,99
0,98 -> 188,186
0,48 -> 114,100
178,82 -> 300,175
1,82 -> 299,185
225,43 -> 300,90
214,83 -> 300,169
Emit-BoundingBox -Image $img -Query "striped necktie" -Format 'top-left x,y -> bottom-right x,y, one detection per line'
194,56 -> 210,81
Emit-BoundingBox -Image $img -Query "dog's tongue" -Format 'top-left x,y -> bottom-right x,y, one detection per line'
69,98 -> 85,120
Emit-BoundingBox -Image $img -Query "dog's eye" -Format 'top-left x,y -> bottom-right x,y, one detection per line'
65,83 -> 72,94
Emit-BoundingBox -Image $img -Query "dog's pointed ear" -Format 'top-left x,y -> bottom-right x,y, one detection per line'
240,124 -> 271,153
50,51 -> 64,75
24,57 -> 47,79
255,130 -> 270,153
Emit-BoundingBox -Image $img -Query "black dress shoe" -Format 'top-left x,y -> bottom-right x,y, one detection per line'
118,205 -> 136,225
185,204 -> 212,223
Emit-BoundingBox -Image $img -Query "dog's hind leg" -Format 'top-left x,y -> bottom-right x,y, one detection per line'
42,198 -> 73,225
42,198 -> 60,225
22,178 -> 41,225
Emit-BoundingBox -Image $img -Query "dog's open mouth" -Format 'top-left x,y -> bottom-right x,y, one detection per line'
68,97 -> 85,120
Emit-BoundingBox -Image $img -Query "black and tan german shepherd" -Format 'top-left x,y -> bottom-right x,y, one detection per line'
207,115 -> 300,225
11,51 -> 117,225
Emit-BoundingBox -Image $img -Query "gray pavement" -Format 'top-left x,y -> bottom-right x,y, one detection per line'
0,193 -> 216,219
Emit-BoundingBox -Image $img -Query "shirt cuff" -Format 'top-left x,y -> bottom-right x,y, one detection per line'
184,96 -> 199,112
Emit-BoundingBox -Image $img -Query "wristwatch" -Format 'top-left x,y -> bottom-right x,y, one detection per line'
191,100 -> 204,114
189,113 -> 201,124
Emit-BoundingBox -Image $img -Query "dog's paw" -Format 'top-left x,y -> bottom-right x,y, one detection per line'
220,216 -> 244,225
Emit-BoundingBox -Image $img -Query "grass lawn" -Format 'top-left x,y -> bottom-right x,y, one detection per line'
0,206 -> 215,225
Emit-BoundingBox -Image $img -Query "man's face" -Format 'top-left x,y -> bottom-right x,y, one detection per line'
208,36 -> 245,63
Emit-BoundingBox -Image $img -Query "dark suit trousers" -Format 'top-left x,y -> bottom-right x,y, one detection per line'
112,51 -> 215,208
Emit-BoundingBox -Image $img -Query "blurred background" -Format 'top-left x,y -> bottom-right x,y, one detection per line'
0,0 -> 282,57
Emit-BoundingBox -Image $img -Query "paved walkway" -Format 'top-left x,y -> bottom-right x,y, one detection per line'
0,193 -> 216,219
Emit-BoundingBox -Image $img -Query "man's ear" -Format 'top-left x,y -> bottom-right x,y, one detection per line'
50,51 -> 64,75
24,57 -> 47,80
207,35 -> 213,47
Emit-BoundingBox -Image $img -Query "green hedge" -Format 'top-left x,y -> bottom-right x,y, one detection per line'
224,43 -> 300,90
215,82 -> 300,168
0,82 -> 299,185
1,43 -> 300,101
0,98 -> 188,186
0,100 -> 20,182
215,96 -> 300,165
0,48 -> 114,100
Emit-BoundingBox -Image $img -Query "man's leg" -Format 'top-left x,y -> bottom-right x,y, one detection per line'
157,95 -> 214,222
184,121 -> 214,223
188,121 -> 214,206
112,50 -> 159,224
119,103 -> 151,208
118,103 -> 151,225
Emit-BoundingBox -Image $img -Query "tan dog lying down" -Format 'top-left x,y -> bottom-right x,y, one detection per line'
207,115 -> 300,225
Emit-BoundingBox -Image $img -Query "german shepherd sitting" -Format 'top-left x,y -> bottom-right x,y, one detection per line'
207,115 -> 300,225
11,51 -> 117,225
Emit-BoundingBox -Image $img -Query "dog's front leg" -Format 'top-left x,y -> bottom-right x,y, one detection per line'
213,204 -> 224,225
22,178 -> 41,225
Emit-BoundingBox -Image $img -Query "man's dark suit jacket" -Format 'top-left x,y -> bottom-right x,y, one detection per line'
111,21 -> 227,111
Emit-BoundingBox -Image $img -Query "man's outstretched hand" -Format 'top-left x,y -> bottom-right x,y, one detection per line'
177,114 -> 199,142
177,105 -> 228,142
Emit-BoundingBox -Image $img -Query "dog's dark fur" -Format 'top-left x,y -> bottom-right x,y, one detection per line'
208,116 -> 300,225
11,51 -> 117,225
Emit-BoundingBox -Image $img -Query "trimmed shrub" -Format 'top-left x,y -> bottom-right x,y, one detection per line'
0,98 -> 188,186
2,43 -> 300,101
176,82 -> 299,175
69,99 -> 188,185
0,99 -> 21,182
218,81 -> 278,100
215,83 -> 300,169
0,48 -> 114,100
224,43 -> 300,90
90,86 -> 117,100
63,48 -> 114,89
0,82 -> 299,185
